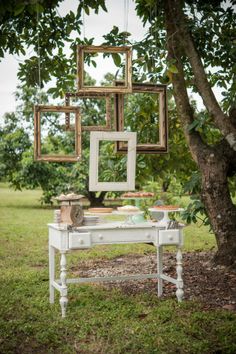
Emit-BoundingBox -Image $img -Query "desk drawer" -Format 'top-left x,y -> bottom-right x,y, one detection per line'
92,228 -> 155,244
158,230 -> 180,245
69,232 -> 91,249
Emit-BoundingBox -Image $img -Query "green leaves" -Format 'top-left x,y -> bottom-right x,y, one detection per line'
84,5 -> 90,15
14,4 -> 25,16
11,1 -> 45,16
34,3 -> 44,13
112,53 -> 122,67
188,120 -> 199,132
168,64 -> 179,74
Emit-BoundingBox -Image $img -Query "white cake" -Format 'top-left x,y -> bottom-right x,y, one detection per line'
117,205 -> 140,213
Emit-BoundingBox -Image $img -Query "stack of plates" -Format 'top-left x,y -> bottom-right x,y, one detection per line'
83,215 -> 100,226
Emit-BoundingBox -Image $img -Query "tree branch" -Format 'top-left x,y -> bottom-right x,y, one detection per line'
164,0 -> 208,164
171,0 -> 236,151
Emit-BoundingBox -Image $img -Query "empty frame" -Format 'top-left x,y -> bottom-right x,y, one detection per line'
65,92 -> 112,131
34,105 -> 81,162
115,82 -> 168,153
89,131 -> 137,191
77,45 -> 132,93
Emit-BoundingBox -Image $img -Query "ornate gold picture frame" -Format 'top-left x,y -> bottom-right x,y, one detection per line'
65,92 -> 112,131
34,105 -> 81,162
115,82 -> 168,153
77,45 -> 132,93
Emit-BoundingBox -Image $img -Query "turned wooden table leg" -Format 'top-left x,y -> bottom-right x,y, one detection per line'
59,251 -> 68,317
176,247 -> 184,302
157,246 -> 163,297
49,245 -> 55,304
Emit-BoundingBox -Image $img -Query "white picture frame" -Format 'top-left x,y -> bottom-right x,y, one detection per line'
89,131 -> 137,191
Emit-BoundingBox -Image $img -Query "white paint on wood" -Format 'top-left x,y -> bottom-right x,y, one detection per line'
89,131 -> 137,191
48,224 -> 185,317
59,252 -> 68,318
176,248 -> 184,302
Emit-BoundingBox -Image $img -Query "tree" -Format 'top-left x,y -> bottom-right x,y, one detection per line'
1,80 -> 193,205
0,112 -> 31,183
1,0 -> 235,267
135,0 -> 236,267
0,0 -> 107,94
0,84 -> 112,205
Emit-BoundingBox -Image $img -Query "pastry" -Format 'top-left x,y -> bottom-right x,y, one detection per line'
152,205 -> 179,210
117,205 -> 140,212
88,207 -> 113,213
56,193 -> 85,201
121,192 -> 154,198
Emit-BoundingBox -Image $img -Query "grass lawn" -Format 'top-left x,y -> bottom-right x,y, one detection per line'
0,183 -> 235,354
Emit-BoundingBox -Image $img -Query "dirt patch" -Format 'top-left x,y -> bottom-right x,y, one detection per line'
71,251 -> 236,311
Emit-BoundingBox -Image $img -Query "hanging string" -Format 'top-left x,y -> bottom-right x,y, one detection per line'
82,0 -> 86,96
149,3 -> 153,75
123,0 -> 129,45
148,1 -> 158,79
123,0 -> 126,45
37,4 -> 42,104
155,1 -> 158,78
82,0 -> 85,40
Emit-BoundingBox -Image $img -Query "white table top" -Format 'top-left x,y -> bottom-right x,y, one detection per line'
112,210 -> 144,216
48,221 -> 163,231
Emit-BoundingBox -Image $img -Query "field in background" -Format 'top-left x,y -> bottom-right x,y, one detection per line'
1,184 -> 235,354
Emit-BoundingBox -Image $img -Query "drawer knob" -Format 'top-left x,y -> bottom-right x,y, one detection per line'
146,233 -> 151,239
78,239 -> 84,244
98,234 -> 103,240
168,236 -> 173,241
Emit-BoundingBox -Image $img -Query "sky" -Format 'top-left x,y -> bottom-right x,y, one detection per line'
0,0 -> 224,121
0,0 -> 148,119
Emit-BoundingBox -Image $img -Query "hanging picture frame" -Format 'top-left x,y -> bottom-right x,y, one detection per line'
77,45 -> 132,93
115,82 -> 168,153
65,92 -> 112,131
89,131 -> 137,191
34,105 -> 81,162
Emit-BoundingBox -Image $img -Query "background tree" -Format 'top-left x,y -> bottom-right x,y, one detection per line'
1,79 -> 193,205
0,84 -> 112,205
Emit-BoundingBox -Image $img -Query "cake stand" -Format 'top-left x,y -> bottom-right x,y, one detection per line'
113,210 -> 145,225
121,196 -> 153,223
148,208 -> 184,226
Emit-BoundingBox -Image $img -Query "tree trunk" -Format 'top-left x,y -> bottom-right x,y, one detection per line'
87,191 -> 106,207
199,149 -> 236,267
162,178 -> 170,192
85,177 -> 106,206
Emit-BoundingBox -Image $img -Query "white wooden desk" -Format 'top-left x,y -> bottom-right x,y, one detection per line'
48,222 -> 184,317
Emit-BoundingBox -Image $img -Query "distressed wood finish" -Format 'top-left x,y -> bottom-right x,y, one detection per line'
176,248 -> 184,302
157,246 -> 163,297
77,45 -> 132,93
65,92 -> 112,131
89,131 -> 137,191
34,105 -> 81,162
59,252 -> 68,318
49,245 -> 55,304
114,82 -> 168,153
49,223 -> 185,317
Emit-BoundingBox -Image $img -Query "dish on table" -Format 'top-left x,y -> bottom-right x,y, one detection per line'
121,192 -> 154,198
117,205 -> 140,213
88,207 -> 113,213
151,205 -> 180,210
